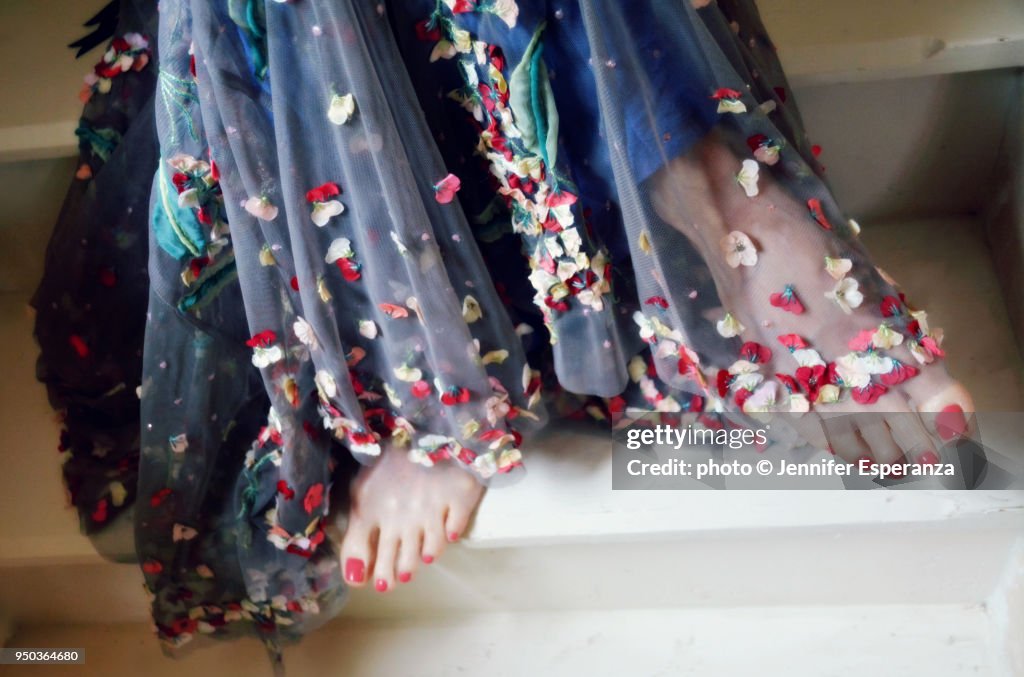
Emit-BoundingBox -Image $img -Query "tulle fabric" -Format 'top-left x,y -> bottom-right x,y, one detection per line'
31,0 -> 954,663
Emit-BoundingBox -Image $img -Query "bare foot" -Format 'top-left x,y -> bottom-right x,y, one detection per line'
650,131 -> 975,464
334,443 -> 485,592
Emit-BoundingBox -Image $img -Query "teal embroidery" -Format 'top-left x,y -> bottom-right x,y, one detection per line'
75,122 -> 122,162
508,23 -> 560,175
152,165 -> 207,260
158,68 -> 200,144
229,0 -> 269,81
177,256 -> 239,314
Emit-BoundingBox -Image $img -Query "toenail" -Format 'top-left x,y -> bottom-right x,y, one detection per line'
447,532 -> 459,542
422,554 -> 434,564
375,579 -> 389,592
918,451 -> 939,466
398,572 -> 412,583
936,405 -> 967,441
345,558 -> 365,584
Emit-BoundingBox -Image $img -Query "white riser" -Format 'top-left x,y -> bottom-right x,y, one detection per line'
7,604 -> 1007,677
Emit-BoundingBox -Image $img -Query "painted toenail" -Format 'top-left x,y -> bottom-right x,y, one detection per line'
422,554 -> 434,564
448,532 -> 459,542
375,579 -> 389,592
936,405 -> 967,441
918,451 -> 940,466
398,572 -> 412,583
345,558 -> 365,584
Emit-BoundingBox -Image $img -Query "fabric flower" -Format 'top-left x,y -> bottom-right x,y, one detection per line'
770,285 -> 805,314
306,182 -> 344,226
358,320 -> 378,339
462,295 -> 482,323
711,88 -> 747,114
824,256 -> 852,280
808,198 -> 833,230
747,134 -> 781,165
244,196 -> 278,221
720,231 -> 757,268
293,317 -> 318,349
825,277 -> 863,314
736,159 -> 760,197
717,313 -> 745,338
488,0 -> 519,28
303,483 -> 324,514
327,93 -> 356,125
434,173 -> 462,203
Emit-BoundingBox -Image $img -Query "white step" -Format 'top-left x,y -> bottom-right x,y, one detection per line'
4,603 -> 1016,676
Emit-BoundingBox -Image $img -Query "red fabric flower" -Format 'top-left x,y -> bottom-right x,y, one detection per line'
410,380 -> 432,399
739,341 -> 772,364
769,285 -> 805,314
716,369 -> 732,397
142,559 -> 163,575
305,182 -> 341,203
851,383 -> 887,405
880,362 -> 918,386
276,480 -> 295,500
777,334 -> 808,351
69,334 -> 90,358
807,198 -> 833,230
303,483 -> 324,514
880,296 -> 902,317
150,488 -> 173,508
415,20 -> 441,41
91,498 -> 108,523
711,87 -> 743,100
335,258 -> 361,281
245,330 -> 277,348
645,296 -> 669,309
440,387 -> 471,406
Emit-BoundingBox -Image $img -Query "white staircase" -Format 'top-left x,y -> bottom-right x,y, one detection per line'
1,0 -> 1023,675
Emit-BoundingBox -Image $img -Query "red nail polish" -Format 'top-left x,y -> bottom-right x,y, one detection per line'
345,558 -> 365,584
936,405 -> 967,441
448,532 -> 459,542
918,451 -> 939,466
422,554 -> 434,564
375,578 -> 388,592
398,572 -> 412,583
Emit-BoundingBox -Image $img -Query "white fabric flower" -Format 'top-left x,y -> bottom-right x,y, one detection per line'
872,324 -> 904,350
462,295 -> 482,323
736,159 -> 760,197
358,320 -> 378,339
293,317 -> 318,349
721,231 -> 758,268
824,256 -> 852,280
244,195 -> 278,221
825,277 -> 864,314
311,199 -> 345,227
327,93 -> 356,125
716,312 -> 745,338
315,370 -> 337,399
251,345 -> 284,368
325,238 -> 354,263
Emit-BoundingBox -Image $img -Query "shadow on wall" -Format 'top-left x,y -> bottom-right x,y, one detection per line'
983,68 -> 1024,358
794,68 -> 1018,223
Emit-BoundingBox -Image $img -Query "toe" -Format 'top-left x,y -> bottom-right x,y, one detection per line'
885,409 -> 939,465
339,517 -> 374,588
396,529 -> 422,583
444,502 -> 472,543
914,382 -> 975,442
421,519 -> 446,565
820,415 -> 871,464
372,531 -> 400,593
856,416 -> 903,465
